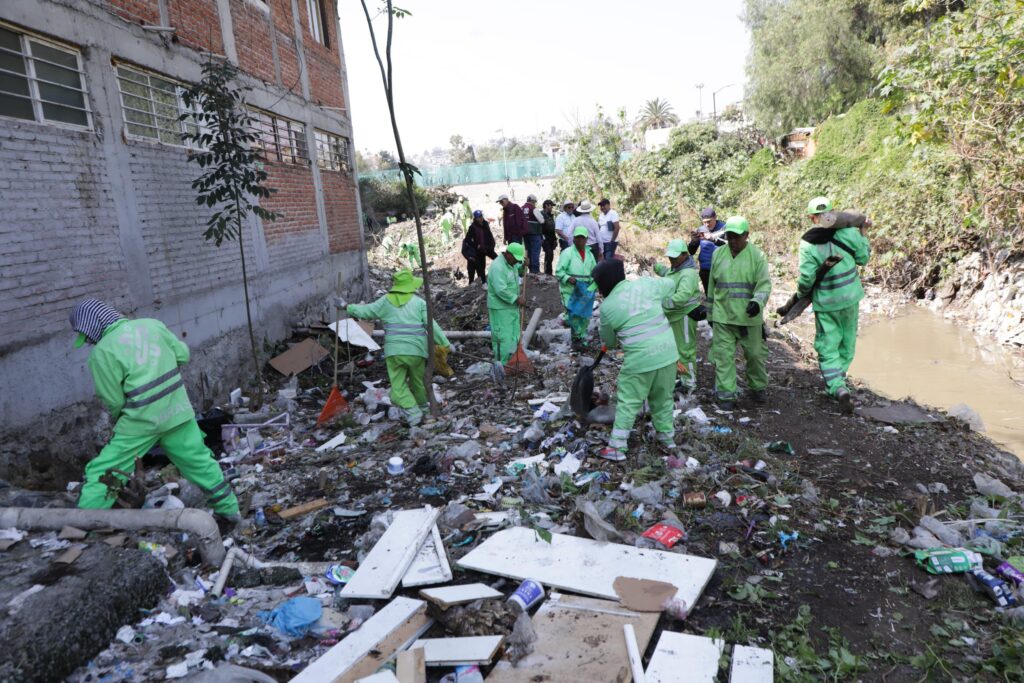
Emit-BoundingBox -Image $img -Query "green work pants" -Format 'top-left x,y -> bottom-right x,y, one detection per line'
386,355 -> 428,424
79,419 -> 238,514
489,307 -> 521,363
711,322 -> 768,400
670,316 -> 698,389
609,363 -> 676,453
814,305 -> 859,396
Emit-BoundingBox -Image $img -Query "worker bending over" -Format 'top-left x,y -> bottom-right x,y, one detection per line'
707,217 -> 772,409
487,243 -> 526,363
69,298 -> 240,523
795,196 -> 871,413
654,239 -> 705,393
348,269 -> 450,426
593,260 -> 679,461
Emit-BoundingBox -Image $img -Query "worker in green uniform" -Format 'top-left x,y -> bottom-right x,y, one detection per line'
796,196 -> 871,414
593,260 -> 679,461
460,196 -> 473,231
707,216 -> 772,409
439,209 -> 454,241
654,239 -> 706,393
556,226 -> 598,348
348,270 -> 450,426
487,243 -> 526,363
69,298 -> 240,523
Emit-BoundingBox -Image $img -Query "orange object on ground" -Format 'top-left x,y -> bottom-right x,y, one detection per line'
317,384 -> 349,425
505,271 -> 534,374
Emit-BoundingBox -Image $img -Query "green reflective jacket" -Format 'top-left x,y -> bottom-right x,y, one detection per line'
655,262 -> 702,323
348,295 -> 449,359
707,243 -> 771,326
555,246 -> 597,306
487,257 -> 521,311
797,227 -> 870,312
88,318 -> 194,436
599,277 -> 678,375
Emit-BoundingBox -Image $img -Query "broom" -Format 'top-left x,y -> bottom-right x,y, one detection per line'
317,273 -> 350,425
504,265 -> 534,374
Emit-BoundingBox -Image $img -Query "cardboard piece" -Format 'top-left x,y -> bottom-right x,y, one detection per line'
54,544 -> 85,565
396,647 -> 426,683
858,404 -> 940,425
458,527 -> 716,608
419,583 -> 503,609
58,526 -> 88,540
487,592 -> 659,683
401,525 -> 452,588
330,319 -> 381,352
341,507 -> 440,600
613,576 -> 678,612
291,597 -> 432,683
268,338 -> 329,376
279,498 -> 329,520
644,632 -> 724,683
729,645 -> 774,683
411,636 -> 505,667
104,534 -> 127,547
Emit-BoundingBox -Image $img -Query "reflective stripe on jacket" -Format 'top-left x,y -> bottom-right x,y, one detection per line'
656,263 -> 702,323
486,257 -> 521,311
599,277 -> 678,375
707,243 -> 771,326
555,247 -> 597,306
797,227 -> 870,312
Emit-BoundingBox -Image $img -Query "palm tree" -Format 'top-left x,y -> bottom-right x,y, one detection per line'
637,98 -> 680,131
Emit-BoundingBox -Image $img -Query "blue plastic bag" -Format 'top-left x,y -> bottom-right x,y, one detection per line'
566,280 -> 595,319
256,596 -> 322,637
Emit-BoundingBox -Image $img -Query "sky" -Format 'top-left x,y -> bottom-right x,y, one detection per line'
337,0 -> 751,156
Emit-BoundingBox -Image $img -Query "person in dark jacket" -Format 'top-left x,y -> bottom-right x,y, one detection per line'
688,206 -> 726,293
498,193 -> 528,245
540,199 -> 558,275
462,210 -> 498,285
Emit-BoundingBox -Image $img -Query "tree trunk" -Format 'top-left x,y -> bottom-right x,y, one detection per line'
236,204 -> 261,392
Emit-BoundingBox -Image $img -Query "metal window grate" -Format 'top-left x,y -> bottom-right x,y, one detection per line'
115,63 -> 197,146
0,23 -> 91,128
315,129 -> 351,173
251,109 -> 308,163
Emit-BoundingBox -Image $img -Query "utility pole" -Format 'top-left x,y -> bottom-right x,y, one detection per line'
496,127 -> 510,195
712,83 -> 735,123
695,83 -> 705,121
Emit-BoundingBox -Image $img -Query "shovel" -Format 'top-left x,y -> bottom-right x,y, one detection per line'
317,277 -> 350,425
570,346 -> 606,420
504,269 -> 534,375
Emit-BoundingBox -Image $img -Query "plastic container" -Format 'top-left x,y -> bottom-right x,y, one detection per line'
507,579 -> 545,611
387,457 -> 404,475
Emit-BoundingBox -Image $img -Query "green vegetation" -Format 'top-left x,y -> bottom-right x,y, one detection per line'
636,98 -> 680,132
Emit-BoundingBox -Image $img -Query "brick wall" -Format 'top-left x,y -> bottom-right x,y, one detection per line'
321,170 -> 360,254
101,0 -> 161,26
0,121 -> 130,352
168,0 -> 224,55
262,160 -> 325,269
230,0 -> 276,85
300,0 -> 344,108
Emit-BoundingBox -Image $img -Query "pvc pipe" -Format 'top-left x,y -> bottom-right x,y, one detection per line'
521,307 -> 543,349
0,507 -> 226,566
623,624 -> 647,683
211,547 -> 269,597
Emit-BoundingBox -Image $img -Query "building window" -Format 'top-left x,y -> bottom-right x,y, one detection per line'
306,0 -> 329,46
115,63 -> 197,145
251,109 -> 308,164
315,130 -> 350,173
0,24 -> 91,128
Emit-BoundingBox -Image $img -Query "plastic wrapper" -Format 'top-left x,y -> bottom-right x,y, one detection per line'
974,472 -> 1016,498
575,496 -> 622,542
505,609 -> 538,665
919,515 -> 965,547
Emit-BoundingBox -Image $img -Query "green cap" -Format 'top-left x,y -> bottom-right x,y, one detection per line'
390,269 -> 423,293
807,196 -> 833,214
573,226 -> 589,239
74,332 -> 88,348
665,239 -> 686,258
724,216 -> 750,235
507,242 -> 525,262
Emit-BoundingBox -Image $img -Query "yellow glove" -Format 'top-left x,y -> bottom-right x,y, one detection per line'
433,345 -> 454,377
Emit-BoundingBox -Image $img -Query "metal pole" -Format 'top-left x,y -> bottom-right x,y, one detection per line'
695,83 -> 704,121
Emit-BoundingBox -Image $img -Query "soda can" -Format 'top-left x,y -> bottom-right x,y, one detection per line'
683,491 -> 707,508
507,579 -> 545,611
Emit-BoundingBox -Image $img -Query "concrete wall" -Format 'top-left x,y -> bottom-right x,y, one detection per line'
0,0 -> 369,486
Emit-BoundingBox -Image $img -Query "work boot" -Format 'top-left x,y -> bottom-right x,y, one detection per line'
750,389 -> 768,405
716,398 -> 736,411
836,387 -> 854,415
214,512 -> 241,536
597,447 -> 626,462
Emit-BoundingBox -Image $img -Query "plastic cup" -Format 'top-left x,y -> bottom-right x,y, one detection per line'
387,457 -> 404,475
507,578 -> 545,611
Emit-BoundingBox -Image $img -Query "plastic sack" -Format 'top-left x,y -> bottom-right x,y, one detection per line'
521,467 -> 554,505
506,609 -> 538,665
919,515 -> 965,547
256,597 -> 322,637
566,280 -> 596,319
575,496 -> 622,542
974,472 -> 1016,498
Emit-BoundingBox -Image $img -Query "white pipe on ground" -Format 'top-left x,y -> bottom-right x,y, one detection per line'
211,547 -> 268,597
521,307 -> 543,349
0,507 -> 226,566
368,308 -> 560,342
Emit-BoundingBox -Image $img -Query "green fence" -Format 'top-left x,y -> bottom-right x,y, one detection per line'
360,156 -> 560,187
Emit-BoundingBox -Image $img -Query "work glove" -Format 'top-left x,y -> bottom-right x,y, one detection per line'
687,305 -> 707,321
776,293 -> 799,317
745,301 -> 760,318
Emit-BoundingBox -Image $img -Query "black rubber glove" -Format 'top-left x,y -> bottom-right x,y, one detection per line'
687,304 -> 708,321
746,301 -> 761,317
776,293 -> 799,317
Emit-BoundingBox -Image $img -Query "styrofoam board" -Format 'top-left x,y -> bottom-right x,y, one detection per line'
410,636 -> 505,666
419,583 -> 502,608
290,597 -> 430,683
729,645 -> 774,683
340,507 -> 439,599
316,432 -> 347,452
645,632 -> 725,683
401,524 -> 452,587
355,673 -> 400,683
456,527 -> 717,607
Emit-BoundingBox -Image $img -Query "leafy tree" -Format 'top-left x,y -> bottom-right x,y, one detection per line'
179,59 -> 277,390
637,98 -> 680,131
474,138 -> 545,163
375,149 -> 399,169
449,134 -> 476,164
552,109 -> 629,207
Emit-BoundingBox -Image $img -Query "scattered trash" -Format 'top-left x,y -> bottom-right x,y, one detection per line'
974,472 -> 1017,499
387,457 -> 405,475
641,522 -> 686,549
914,548 -> 984,574
507,579 -> 545,611
910,578 -> 940,600
949,403 -> 985,431
966,568 -> 1017,607
257,597 -> 323,637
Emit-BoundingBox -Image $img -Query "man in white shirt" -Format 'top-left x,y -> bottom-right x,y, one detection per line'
572,199 -> 604,262
597,198 -> 621,260
555,199 -> 577,250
